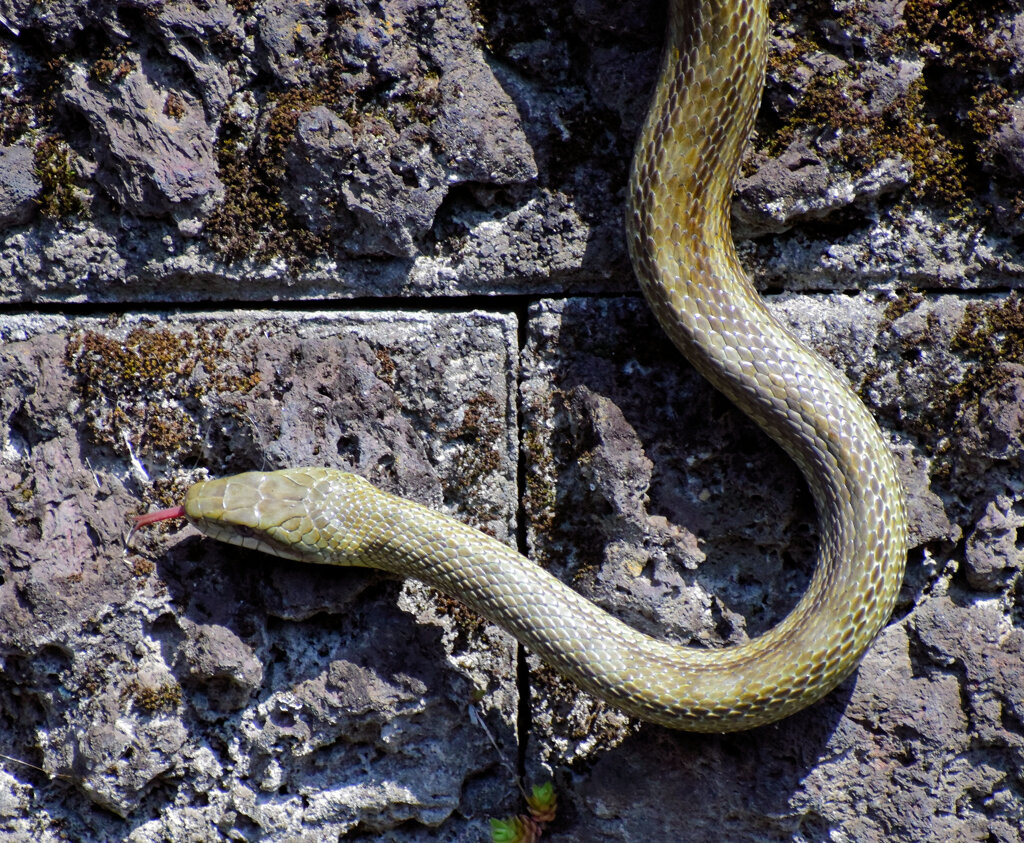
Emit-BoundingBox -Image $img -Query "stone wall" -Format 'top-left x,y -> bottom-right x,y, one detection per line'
1,0 -> 1022,840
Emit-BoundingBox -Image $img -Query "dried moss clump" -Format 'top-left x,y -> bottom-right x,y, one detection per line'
762,0 -> 1022,219
163,93 -> 186,121
34,136 -> 86,219
90,45 -> 136,85
881,289 -> 924,324
894,294 -> 1024,476
445,392 -> 504,495
951,293 -> 1024,365
205,89 -> 332,266
765,69 -> 969,211
204,11 -> 445,269
64,323 -> 261,464
125,679 -> 183,714
1,45 -> 64,147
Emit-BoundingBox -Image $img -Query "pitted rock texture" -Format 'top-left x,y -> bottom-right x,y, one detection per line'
62,56 -> 223,218
0,311 -> 520,837
0,145 -> 39,227
521,295 -> 1023,841
3,0 -> 1023,300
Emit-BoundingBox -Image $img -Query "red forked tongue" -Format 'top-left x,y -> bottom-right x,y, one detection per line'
134,506 -> 186,528
125,505 -> 187,551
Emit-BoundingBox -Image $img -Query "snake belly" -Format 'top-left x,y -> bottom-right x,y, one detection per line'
179,0 -> 908,731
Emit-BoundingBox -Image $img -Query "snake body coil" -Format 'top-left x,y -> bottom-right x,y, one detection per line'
178,0 -> 907,731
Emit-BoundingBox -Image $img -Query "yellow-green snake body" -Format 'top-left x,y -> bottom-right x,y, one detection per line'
173,0 -> 908,731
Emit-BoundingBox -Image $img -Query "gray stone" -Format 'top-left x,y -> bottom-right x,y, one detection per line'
990,101 -> 1024,180
0,146 -> 39,228
507,38 -> 572,80
734,142 -> 832,235
283,106 -> 447,257
988,100 -> 1024,235
179,621 -> 264,711
735,58 -> 922,238
0,310 -> 520,836
431,61 -> 537,185
735,144 -> 913,238
62,61 -> 222,218
254,0 -> 331,86
429,57 -> 537,187
965,498 -> 1024,591
148,0 -> 243,115
0,0 -> 96,44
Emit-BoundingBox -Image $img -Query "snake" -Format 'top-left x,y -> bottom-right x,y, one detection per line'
137,0 -> 908,731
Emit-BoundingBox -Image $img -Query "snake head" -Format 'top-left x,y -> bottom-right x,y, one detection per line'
183,467 -> 380,566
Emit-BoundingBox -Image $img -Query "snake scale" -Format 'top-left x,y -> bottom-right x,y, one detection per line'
141,0 -> 908,731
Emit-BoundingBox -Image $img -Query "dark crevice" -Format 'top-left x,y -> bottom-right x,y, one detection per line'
2,285 -> 994,321
514,644 -> 531,781
512,294 -> 533,783
0,291 -> 632,319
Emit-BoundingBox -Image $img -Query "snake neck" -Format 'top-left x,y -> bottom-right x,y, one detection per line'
627,0 -> 768,376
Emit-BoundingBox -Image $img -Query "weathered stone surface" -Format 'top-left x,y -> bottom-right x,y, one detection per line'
1,0 -> 1019,298
2,0 -> 1024,839
254,0 -> 332,86
62,59 -> 222,219
734,142 -> 912,237
965,498 -> 1024,592
521,295 -> 1023,840
0,310 -> 520,836
0,145 -> 38,228
283,106 -> 448,257
990,101 -> 1024,179
178,620 -> 264,712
